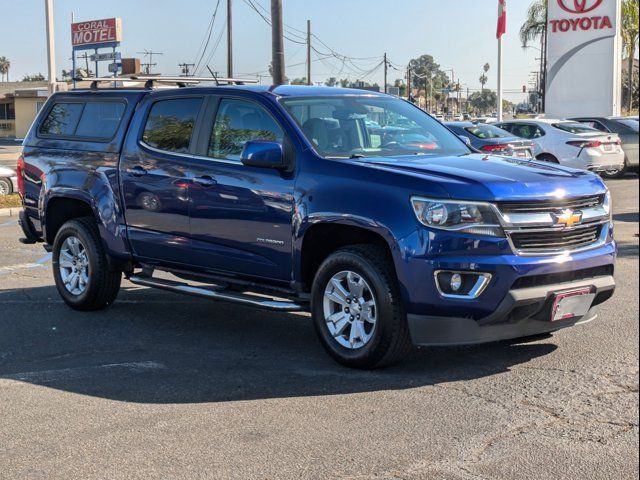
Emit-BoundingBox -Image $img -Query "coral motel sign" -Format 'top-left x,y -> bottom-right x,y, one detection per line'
71,18 -> 122,49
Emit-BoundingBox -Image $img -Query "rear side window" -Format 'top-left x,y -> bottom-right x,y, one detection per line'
40,103 -> 84,136
142,98 -> 203,154
39,101 -> 126,139
464,124 -> 511,139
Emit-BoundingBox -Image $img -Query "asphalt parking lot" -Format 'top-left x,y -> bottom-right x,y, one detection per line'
0,177 -> 638,480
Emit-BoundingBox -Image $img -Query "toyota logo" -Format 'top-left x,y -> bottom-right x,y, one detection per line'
558,0 -> 604,14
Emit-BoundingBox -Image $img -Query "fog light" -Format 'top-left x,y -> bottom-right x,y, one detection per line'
450,273 -> 463,292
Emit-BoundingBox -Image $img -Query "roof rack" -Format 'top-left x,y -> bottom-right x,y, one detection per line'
73,75 -> 259,90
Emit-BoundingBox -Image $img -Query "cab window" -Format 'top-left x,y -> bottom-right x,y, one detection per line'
208,98 -> 284,161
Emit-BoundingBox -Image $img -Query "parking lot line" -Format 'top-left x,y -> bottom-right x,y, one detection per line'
0,220 -> 18,227
0,253 -> 52,275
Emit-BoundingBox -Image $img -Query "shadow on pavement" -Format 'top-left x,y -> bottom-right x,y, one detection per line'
613,212 -> 639,223
0,285 -> 557,404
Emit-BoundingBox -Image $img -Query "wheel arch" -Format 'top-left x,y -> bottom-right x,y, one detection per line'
296,219 -> 399,293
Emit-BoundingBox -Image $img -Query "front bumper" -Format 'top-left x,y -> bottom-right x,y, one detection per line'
408,275 -> 615,346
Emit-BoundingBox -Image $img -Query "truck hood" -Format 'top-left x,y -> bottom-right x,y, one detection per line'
352,153 -> 607,201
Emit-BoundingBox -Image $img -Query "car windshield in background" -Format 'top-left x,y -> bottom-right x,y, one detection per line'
615,119 -> 639,132
280,96 -> 469,159
552,122 -> 599,134
464,124 -> 511,139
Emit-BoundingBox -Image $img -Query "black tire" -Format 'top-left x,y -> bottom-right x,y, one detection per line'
311,244 -> 412,369
52,217 -> 121,311
0,178 -> 12,196
537,153 -> 559,164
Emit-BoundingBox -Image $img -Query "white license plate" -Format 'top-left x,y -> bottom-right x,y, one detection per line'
551,288 -> 595,321
603,144 -> 613,152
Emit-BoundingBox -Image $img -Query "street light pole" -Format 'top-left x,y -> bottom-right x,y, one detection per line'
45,0 -> 56,94
306,20 -> 311,85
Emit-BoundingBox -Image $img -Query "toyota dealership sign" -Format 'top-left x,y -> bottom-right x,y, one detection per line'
546,0 -> 622,117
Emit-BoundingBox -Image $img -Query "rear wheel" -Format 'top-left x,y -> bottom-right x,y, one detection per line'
311,245 -> 412,369
537,153 -> 559,164
601,157 -> 628,179
52,217 -> 121,311
0,178 -> 12,196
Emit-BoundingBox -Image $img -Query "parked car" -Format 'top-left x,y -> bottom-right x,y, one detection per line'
495,119 -> 625,172
17,82 -> 616,369
0,165 -> 17,196
569,116 -> 639,177
445,121 -> 534,158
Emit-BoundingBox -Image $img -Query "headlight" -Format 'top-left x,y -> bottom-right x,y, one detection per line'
411,197 -> 504,237
603,190 -> 612,218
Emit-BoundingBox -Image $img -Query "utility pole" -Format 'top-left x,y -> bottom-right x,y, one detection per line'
45,0 -> 56,94
306,20 -> 311,85
383,53 -> 388,94
227,0 -> 233,78
179,63 -> 195,76
137,50 -> 163,75
407,65 -> 412,100
271,0 -> 285,85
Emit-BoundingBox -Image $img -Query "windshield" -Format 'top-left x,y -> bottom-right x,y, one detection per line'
553,122 -> 599,134
464,124 -> 511,139
280,96 -> 469,159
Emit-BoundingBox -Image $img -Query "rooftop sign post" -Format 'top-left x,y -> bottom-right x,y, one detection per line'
71,18 -> 122,86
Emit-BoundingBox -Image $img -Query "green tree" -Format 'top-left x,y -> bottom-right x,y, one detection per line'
622,0 -> 639,112
0,57 -> 10,82
22,73 -> 45,82
519,0 -> 547,49
290,77 -> 307,85
324,77 -> 338,87
407,54 -> 451,110
469,90 -> 497,115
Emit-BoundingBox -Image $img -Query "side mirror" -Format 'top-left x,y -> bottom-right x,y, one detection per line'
240,140 -> 286,169
458,135 -> 472,147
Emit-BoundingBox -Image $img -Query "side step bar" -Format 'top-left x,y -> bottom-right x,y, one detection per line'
128,274 -> 306,312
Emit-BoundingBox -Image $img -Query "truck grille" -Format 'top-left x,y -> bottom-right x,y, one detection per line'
510,224 -> 603,254
499,195 -> 604,214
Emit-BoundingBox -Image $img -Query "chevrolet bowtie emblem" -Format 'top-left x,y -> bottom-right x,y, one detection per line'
553,209 -> 583,227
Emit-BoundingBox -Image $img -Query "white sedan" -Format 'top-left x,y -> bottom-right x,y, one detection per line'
495,119 -> 625,172
0,165 -> 17,196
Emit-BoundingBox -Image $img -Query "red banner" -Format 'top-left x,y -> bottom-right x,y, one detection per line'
497,0 -> 507,39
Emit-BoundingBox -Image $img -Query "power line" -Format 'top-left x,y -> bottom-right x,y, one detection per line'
193,0 -> 223,74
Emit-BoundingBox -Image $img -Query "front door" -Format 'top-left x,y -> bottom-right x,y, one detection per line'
120,96 -> 203,264
188,97 -> 294,282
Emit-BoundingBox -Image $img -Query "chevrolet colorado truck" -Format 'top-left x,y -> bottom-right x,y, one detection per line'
17,81 -> 616,368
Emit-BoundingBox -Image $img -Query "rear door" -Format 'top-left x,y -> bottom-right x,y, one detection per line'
186,95 -> 295,282
120,95 -> 204,264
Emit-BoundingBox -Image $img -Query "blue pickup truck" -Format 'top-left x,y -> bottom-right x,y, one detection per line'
17,81 -> 616,368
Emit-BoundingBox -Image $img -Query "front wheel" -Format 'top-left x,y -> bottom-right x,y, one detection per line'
311,245 -> 412,369
52,217 -> 121,311
0,178 -> 12,196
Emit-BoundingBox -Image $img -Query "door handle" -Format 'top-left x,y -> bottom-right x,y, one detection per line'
193,175 -> 217,187
126,166 -> 148,177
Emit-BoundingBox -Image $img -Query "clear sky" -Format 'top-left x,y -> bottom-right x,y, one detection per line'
2,0 -> 540,102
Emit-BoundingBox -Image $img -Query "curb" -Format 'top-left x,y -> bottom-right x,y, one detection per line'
0,207 -> 20,217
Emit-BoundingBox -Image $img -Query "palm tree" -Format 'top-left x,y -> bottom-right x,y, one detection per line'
480,64 -> 489,92
0,57 -> 10,82
479,74 -> 488,92
621,0 -> 639,112
520,0 -> 548,110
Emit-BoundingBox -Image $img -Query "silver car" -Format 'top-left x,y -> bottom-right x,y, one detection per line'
0,165 -> 18,196
496,119 -> 625,173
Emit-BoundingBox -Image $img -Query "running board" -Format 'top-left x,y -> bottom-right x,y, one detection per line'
128,274 -> 305,312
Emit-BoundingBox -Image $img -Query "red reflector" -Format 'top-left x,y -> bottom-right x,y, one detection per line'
480,144 -> 510,152
16,154 -> 25,198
